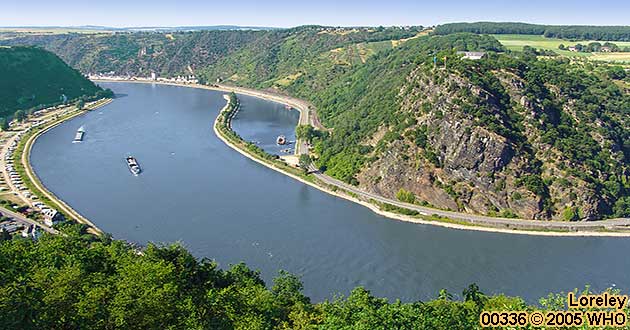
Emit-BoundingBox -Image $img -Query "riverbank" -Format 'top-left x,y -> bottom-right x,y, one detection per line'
94,78 -> 630,237
17,99 -> 112,235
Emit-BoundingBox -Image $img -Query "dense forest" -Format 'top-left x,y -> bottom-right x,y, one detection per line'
3,28 -> 629,220
0,228 -> 610,329
0,46 -> 109,118
434,22 -> 630,41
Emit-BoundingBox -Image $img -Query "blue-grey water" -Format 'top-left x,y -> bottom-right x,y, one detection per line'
30,82 -> 630,303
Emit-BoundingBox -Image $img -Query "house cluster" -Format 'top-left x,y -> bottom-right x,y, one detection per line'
568,45 -> 613,52
21,224 -> 41,240
456,51 -> 487,60
0,216 -> 22,236
2,122 -> 63,236
89,72 -> 199,84
157,75 -> 199,84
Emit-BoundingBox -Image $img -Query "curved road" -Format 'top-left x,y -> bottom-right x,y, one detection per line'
310,169 -> 630,232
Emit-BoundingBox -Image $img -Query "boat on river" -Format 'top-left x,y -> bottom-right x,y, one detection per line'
126,156 -> 141,175
276,135 -> 286,145
73,126 -> 85,143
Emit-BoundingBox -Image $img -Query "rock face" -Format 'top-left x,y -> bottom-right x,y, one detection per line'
356,66 -> 625,220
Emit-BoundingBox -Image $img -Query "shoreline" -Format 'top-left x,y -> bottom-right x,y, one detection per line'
21,100 -> 112,234
94,78 -> 630,237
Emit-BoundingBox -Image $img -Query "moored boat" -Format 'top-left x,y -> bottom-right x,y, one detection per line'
276,135 -> 286,145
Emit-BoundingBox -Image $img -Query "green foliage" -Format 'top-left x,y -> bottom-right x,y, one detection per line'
298,154 -> 311,172
381,202 -> 420,216
295,124 -> 317,143
518,174 -> 547,197
396,188 -> 416,204
14,109 -> 26,122
435,22 -> 630,41
0,46 -> 103,118
562,206 -> 581,221
0,231 -> 585,329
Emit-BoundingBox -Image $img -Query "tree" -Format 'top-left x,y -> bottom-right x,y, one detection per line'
295,124 -> 316,143
298,154 -> 312,173
14,110 -> 26,122
396,188 -> 416,204
463,283 -> 486,311
76,99 -> 85,110
0,118 -> 8,131
0,229 -> 10,241
438,289 -> 453,301
607,66 -> 627,80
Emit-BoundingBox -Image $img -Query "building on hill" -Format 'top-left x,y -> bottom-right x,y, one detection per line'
456,51 -> 486,60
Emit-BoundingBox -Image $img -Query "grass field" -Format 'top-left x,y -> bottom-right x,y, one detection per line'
493,34 -> 630,63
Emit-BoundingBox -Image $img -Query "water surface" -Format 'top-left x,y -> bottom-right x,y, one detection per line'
31,82 -> 630,302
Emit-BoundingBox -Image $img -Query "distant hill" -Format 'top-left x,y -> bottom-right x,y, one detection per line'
0,46 -> 106,118
434,22 -> 630,41
0,25 -> 279,33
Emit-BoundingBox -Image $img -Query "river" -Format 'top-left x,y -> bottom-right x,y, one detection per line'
30,82 -> 630,302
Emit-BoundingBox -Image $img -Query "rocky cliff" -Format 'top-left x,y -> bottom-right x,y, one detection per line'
356,60 -> 630,220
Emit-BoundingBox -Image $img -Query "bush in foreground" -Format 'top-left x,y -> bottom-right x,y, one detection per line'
0,228 -> 604,329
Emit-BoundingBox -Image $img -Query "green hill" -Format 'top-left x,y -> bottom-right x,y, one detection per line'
0,46 -> 104,118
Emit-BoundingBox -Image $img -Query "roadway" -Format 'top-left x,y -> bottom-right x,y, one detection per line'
309,167 -> 630,232
0,205 -> 57,234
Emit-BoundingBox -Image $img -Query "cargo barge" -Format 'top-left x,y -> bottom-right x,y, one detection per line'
73,126 -> 85,143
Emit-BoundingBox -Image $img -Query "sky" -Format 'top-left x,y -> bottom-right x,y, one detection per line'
2,0 -> 629,28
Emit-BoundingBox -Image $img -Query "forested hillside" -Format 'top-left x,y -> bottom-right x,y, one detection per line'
0,46 -> 107,118
434,22 -> 630,41
4,28 -> 629,220
0,26 -> 423,78
0,228 -> 602,329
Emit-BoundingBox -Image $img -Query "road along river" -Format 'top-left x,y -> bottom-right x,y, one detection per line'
30,82 -> 630,302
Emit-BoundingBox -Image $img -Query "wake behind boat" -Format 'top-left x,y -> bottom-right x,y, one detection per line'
126,156 -> 141,175
73,126 -> 85,143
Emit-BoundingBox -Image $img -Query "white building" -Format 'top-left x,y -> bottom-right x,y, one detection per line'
456,51 -> 487,60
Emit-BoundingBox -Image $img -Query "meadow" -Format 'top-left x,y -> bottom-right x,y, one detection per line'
493,34 -> 630,62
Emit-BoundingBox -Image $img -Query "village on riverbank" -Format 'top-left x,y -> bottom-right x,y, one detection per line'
0,99 -> 109,240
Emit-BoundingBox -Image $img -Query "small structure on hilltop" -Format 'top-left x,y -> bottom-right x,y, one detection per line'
456,51 -> 487,60
600,46 -> 612,53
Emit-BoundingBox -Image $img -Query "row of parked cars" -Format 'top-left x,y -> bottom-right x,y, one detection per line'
2,123 -> 60,228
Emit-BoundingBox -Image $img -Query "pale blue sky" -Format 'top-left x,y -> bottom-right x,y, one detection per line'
3,0 -> 629,28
